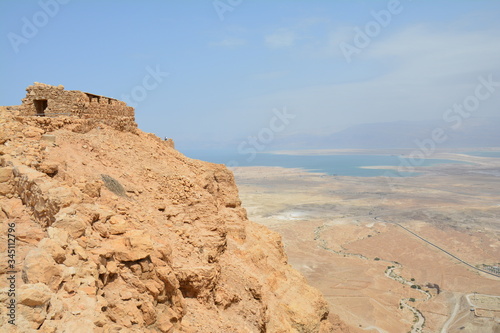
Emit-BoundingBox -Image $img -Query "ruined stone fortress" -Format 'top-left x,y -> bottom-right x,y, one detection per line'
19,82 -> 137,130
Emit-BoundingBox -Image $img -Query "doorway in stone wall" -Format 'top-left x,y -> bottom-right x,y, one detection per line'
34,100 -> 48,116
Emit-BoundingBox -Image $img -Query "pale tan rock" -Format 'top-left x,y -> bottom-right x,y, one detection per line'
38,238 -> 66,263
174,265 -> 220,299
154,244 -> 173,265
156,266 -> 180,290
18,283 -> 53,306
56,319 -> 95,333
47,186 -> 81,209
114,230 -> 154,262
40,134 -> 56,143
18,303 -> 47,329
22,248 -> 63,291
39,320 -> 59,332
0,182 -> 12,195
106,260 -> 118,274
71,243 -> 89,261
83,180 -> 101,198
63,254 -> 80,268
0,167 -> 13,182
38,161 -> 58,176
139,301 -> 157,326
107,215 -> 128,235
23,126 -> 44,139
52,207 -> 87,238
156,317 -> 174,333
46,295 -> 65,320
47,227 -> 69,248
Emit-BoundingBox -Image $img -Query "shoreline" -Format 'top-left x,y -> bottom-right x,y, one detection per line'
269,147 -> 500,156
232,155 -> 500,332
227,149 -> 500,178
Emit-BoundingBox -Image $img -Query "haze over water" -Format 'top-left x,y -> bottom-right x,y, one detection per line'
184,151 -> 468,177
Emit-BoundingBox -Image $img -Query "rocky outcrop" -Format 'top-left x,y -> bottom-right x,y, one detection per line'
0,106 -> 342,332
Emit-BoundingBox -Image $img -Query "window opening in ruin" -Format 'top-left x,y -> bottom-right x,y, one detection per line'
34,100 -> 48,116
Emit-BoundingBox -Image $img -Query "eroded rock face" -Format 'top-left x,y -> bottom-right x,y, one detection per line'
0,106 -> 343,332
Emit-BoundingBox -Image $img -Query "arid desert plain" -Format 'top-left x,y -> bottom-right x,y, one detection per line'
231,150 -> 500,333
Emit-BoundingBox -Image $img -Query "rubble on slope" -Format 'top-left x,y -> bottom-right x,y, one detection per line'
0,106 -> 346,332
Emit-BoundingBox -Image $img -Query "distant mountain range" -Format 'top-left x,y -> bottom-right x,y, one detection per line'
269,117 -> 500,150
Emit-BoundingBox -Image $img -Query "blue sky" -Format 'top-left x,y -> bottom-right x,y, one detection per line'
1,0 -> 500,152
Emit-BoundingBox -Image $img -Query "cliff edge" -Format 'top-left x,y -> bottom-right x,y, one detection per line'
0,106 -> 348,332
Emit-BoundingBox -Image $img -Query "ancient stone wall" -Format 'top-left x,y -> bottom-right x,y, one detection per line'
19,82 -> 136,131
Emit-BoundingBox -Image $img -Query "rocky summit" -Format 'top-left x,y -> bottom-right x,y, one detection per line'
0,105 -> 348,332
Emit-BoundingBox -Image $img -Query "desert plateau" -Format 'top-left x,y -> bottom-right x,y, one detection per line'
231,151 -> 500,333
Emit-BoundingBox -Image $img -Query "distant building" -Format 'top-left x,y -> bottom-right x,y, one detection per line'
19,82 -> 136,130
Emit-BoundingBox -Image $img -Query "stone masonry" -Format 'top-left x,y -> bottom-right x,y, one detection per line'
19,82 -> 136,130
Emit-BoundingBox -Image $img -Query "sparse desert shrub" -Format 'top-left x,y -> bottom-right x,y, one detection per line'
101,174 -> 127,197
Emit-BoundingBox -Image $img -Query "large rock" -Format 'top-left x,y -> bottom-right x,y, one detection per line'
18,283 -> 53,306
22,248 -> 63,291
175,265 -> 220,299
38,161 -> 59,176
47,226 -> 69,248
107,215 -> 129,235
0,167 -> 13,182
0,182 -> 13,195
38,238 -> 67,263
114,230 -> 154,262
22,126 -> 44,139
52,207 -> 87,238
40,134 -> 56,143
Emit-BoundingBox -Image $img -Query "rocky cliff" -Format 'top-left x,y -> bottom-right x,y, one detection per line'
0,106 -> 347,332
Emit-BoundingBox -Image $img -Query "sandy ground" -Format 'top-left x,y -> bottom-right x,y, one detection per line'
231,151 -> 500,333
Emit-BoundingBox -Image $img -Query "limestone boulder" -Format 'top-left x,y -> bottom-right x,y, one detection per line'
113,230 -> 154,262
174,265 -> 220,299
107,215 -> 129,235
0,182 -> 13,196
18,283 -> 53,307
22,126 -> 44,139
22,248 -> 63,291
40,134 -> 56,143
47,227 -> 69,248
38,238 -> 67,264
0,167 -> 13,183
83,180 -> 102,198
38,161 -> 58,176
52,207 -> 87,238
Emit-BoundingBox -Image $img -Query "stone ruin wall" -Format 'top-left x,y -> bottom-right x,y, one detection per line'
19,83 -> 136,131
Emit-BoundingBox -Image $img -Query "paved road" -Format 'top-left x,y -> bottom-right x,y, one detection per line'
374,216 -> 500,278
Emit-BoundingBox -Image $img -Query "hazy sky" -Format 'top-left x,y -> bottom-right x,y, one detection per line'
1,0 -> 500,151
